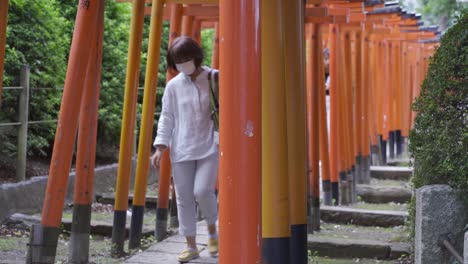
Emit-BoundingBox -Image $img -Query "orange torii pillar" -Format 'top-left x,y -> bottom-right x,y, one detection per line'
336,25 -> 351,205
166,4 -> 183,232
387,37 -> 402,160
211,22 -> 219,69
191,19 -> 201,44
153,2 -> 183,244
111,0 -> 146,255
306,22 -> 321,231
128,0 -> 165,249
374,37 -> 385,165
181,14 -> 193,36
354,30 -> 367,184
318,26 -> 333,206
400,41 -> 411,143
261,0 -> 290,262
328,23 -> 340,205
342,29 -> 356,204
0,0 -> 8,104
211,22 -> 220,196
69,0 -> 105,262
360,29 -> 371,183
26,1 -> 100,262
380,38 -> 391,165
219,0 -> 262,263
285,1 -> 308,263
394,39 -> 403,158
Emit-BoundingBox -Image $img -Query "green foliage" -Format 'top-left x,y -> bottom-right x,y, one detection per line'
409,10 -> 468,193
1,0 -> 216,166
201,29 -> 214,67
416,0 -> 467,31
408,11 -> 468,237
1,0 -> 69,157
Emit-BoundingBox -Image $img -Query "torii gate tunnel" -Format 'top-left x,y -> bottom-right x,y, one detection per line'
0,0 -> 439,263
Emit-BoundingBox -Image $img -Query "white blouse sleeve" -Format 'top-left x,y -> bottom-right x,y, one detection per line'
153,86 -> 175,147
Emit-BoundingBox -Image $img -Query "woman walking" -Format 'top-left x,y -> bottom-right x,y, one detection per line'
151,36 -> 219,263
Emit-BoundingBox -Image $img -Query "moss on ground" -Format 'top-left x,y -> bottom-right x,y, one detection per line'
349,202 -> 408,212
308,257 -> 394,264
315,223 -> 410,243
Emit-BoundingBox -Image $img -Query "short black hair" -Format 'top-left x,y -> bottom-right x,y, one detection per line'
167,36 -> 204,72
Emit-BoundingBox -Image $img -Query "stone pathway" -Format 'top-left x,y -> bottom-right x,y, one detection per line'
125,221 -> 218,264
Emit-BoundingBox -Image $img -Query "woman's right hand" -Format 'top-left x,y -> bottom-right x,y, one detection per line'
151,145 -> 166,168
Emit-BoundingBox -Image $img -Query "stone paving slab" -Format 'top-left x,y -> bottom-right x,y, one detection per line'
357,185 -> 412,204
370,166 -> 413,181
320,205 -> 407,227
125,222 -> 218,264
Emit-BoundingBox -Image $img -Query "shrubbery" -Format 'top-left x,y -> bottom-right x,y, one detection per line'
409,9 -> 467,194
1,0 -> 173,165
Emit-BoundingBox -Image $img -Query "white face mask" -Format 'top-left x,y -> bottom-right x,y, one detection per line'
175,60 -> 196,75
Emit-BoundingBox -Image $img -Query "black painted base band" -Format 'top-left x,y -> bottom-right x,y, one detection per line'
70,204 -> 92,263
155,208 -> 169,241
331,182 -> 339,205
26,224 -> 61,264
396,130 -> 403,156
111,210 -> 127,256
290,224 -> 307,264
71,204 -> 92,234
322,180 -> 331,192
389,131 -> 396,159
262,237 -> 290,264
156,207 -> 168,221
311,197 -> 320,207
379,135 -> 387,165
339,171 -> 346,181
129,205 -> 145,249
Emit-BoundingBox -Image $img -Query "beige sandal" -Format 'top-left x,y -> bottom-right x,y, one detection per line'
207,238 -> 218,256
177,248 -> 199,263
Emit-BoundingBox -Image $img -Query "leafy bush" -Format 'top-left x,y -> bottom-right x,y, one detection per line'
1,0 -> 213,169
409,9 -> 468,194
1,0 -> 69,158
407,8 -> 467,241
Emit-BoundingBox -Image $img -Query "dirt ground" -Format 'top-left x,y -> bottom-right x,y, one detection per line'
0,203 -> 154,264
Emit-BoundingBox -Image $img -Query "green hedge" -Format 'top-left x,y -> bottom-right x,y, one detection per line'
408,9 -> 468,238
409,9 -> 468,194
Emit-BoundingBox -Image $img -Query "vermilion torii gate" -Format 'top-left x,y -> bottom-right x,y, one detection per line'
0,0 -> 437,263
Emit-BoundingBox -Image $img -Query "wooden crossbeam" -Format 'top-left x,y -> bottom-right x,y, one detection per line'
146,5 -> 334,19
117,0 -> 325,4
349,12 -> 366,22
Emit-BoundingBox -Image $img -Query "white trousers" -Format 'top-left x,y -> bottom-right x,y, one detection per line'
172,152 -> 218,237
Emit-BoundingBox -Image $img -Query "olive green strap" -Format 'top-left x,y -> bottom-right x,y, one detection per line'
208,70 -> 219,130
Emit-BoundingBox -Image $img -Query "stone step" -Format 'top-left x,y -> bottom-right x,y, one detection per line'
96,193 -> 162,209
387,159 -> 411,167
8,213 -> 155,238
320,206 -> 407,227
357,185 -> 412,204
97,194 -> 408,227
308,236 -> 411,260
370,166 -> 413,181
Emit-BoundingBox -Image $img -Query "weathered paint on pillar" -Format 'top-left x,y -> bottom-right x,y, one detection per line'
219,0 -> 262,263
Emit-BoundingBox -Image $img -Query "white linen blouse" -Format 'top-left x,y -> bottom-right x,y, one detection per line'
153,66 -> 218,163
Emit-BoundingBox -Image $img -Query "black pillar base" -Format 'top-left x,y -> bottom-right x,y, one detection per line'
26,224 -> 61,264
379,136 -> 387,165
262,237 -> 290,264
389,131 -> 395,160
290,224 -> 307,264
111,210 -> 127,256
155,208 -> 168,241
69,204 -> 92,263
129,205 -> 145,249
331,182 -> 339,206
396,130 -> 403,157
